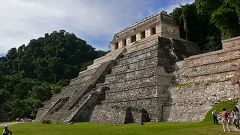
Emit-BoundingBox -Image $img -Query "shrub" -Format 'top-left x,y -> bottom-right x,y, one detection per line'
203,99 -> 238,122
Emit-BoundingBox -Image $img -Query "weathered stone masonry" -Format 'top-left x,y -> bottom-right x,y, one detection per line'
36,11 -> 240,124
164,36 -> 240,122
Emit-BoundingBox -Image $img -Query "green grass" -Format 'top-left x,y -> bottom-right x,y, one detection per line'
4,99 -> 239,135
6,121 -> 239,135
203,99 -> 238,121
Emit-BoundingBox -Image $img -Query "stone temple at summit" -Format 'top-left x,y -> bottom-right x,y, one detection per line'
36,11 -> 240,124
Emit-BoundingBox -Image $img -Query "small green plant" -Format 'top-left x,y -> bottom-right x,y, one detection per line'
203,99 -> 238,122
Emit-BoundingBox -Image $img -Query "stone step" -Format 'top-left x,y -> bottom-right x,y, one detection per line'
178,59 -> 239,78
101,97 -> 157,104
108,75 -> 172,91
111,57 -> 158,74
105,66 -> 172,84
58,61 -> 114,114
70,75 -> 91,86
36,108 -> 44,121
62,82 -> 86,91
36,98 -> 62,121
87,48 -> 126,70
93,52 -> 112,63
116,50 -> 158,66
87,63 -> 102,70
92,48 -> 124,65
105,86 -> 163,101
166,79 -> 239,122
36,47 -> 124,123
174,71 -> 235,84
78,68 -> 98,78
185,47 -> 240,68
118,44 -> 158,61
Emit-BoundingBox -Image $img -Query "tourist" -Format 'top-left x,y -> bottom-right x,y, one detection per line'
228,111 -> 234,124
2,125 -> 13,135
232,106 -> 240,129
221,108 -> 231,132
211,110 -> 218,124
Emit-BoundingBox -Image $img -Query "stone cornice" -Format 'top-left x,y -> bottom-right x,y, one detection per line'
111,11 -> 176,42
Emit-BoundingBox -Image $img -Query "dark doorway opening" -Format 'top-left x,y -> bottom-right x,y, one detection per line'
124,107 -> 134,124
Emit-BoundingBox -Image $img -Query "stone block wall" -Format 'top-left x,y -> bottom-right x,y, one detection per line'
222,36 -> 240,49
37,35 -> 240,124
163,38 -> 240,122
89,37 -> 200,124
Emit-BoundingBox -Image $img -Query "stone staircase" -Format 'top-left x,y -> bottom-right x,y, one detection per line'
35,68 -> 98,121
89,38 -> 176,124
175,44 -> 240,83
36,48 -> 126,123
87,48 -> 125,70
36,36 -> 202,124
163,44 -> 240,122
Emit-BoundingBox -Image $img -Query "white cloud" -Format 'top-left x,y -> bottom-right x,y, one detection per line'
0,0 -> 194,54
164,0 -> 194,13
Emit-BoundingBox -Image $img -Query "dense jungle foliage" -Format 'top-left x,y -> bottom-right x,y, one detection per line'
0,30 -> 106,120
171,0 -> 240,52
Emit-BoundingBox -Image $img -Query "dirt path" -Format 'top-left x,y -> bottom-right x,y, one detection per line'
0,122 -> 25,127
230,125 -> 240,132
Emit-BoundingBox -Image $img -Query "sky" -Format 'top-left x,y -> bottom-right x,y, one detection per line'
0,0 -> 194,55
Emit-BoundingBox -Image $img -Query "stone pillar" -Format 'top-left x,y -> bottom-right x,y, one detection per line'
156,23 -> 161,35
136,33 -> 141,41
145,28 -> 151,38
126,37 -> 131,46
118,40 -> 123,48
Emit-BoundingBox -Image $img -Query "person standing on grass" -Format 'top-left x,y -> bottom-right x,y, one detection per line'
2,125 -> 13,135
232,106 -> 240,129
212,110 -> 218,124
221,108 -> 231,132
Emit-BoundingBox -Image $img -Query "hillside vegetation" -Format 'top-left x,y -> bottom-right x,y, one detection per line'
171,0 -> 240,52
0,30 -> 106,120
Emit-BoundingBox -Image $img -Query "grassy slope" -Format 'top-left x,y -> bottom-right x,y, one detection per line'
204,99 -> 238,121
8,122 -> 239,135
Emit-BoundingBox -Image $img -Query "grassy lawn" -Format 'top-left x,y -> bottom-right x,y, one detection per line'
6,121 -> 239,135
2,99 -> 238,135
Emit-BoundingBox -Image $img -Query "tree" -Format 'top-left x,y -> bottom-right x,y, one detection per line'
195,0 -> 240,40
171,3 -> 221,51
195,0 -> 224,15
211,5 -> 240,39
171,0 -> 239,52
0,30 -> 107,120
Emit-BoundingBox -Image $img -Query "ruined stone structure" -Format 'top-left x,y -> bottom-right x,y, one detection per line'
164,36 -> 240,121
36,11 -> 240,124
